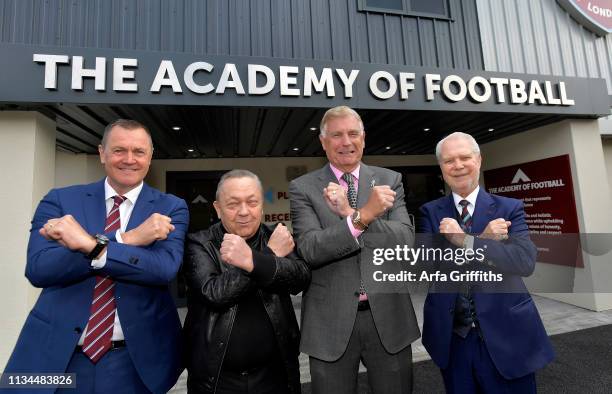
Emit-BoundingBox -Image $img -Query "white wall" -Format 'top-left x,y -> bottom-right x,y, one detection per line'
55,151 -> 105,188
0,112 -> 56,369
603,139 -> 612,196
481,120 -> 612,311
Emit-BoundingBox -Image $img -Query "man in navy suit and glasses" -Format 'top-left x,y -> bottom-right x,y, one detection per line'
418,132 -> 554,393
3,119 -> 188,394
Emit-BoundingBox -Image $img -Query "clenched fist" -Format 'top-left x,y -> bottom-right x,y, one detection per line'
439,218 -> 466,247
480,218 -> 511,241
40,214 -> 95,253
360,185 -> 396,225
323,182 -> 353,217
220,234 -> 254,272
267,223 -> 295,257
122,213 -> 175,246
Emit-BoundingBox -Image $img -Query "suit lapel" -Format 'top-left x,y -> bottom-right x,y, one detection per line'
318,163 -> 338,189
126,183 -> 155,231
83,179 -> 107,234
357,163 -> 373,208
435,195 -> 457,232
471,189 -> 496,233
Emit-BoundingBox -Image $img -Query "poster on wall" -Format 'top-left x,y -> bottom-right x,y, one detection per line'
483,154 -> 582,267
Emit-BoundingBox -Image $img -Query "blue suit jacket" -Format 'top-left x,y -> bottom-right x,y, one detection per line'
418,189 -> 554,379
3,179 -> 188,394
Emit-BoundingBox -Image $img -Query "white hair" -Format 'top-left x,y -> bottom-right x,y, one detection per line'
319,106 -> 364,136
435,132 -> 480,161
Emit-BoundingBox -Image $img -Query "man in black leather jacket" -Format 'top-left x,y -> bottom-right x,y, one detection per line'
183,169 -> 310,394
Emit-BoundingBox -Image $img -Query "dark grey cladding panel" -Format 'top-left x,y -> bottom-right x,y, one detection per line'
0,0 -> 484,69
311,0 -> 333,60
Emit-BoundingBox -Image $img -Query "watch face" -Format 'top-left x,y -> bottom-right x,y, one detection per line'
96,234 -> 110,243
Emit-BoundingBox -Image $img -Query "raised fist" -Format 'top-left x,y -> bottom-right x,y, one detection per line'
122,213 -> 175,246
267,223 -> 295,257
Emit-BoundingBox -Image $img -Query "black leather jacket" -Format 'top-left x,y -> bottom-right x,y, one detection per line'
183,222 -> 310,394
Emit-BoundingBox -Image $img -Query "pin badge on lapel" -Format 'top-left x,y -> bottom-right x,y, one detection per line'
370,179 -> 376,188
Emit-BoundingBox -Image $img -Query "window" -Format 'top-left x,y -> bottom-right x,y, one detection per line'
358,0 -> 450,19
364,0 -> 403,12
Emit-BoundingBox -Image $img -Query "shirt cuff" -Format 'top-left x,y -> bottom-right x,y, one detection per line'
347,216 -> 364,239
91,251 -> 107,269
249,250 -> 277,285
462,234 -> 475,250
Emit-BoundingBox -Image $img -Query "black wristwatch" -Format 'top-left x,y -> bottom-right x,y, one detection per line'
86,234 -> 110,260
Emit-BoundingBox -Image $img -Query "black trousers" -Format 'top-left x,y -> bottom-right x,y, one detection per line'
216,359 -> 289,394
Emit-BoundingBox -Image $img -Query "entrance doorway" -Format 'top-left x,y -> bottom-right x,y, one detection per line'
166,170 -> 228,307
388,166 -> 446,221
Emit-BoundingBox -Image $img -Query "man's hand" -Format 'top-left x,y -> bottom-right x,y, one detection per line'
40,215 -> 96,253
267,223 -> 295,257
479,218 -> 511,241
323,182 -> 353,217
439,218 -> 466,247
360,186 -> 396,225
122,213 -> 175,246
220,234 -> 254,272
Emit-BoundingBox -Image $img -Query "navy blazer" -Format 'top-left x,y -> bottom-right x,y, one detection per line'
418,189 -> 554,380
3,179 -> 188,394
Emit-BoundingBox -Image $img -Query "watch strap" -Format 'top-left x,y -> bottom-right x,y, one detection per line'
352,210 -> 368,231
86,234 -> 109,260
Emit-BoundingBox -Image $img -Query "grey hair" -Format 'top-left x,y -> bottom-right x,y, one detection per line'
435,132 -> 480,161
319,106 -> 364,136
215,169 -> 263,200
101,119 -> 154,150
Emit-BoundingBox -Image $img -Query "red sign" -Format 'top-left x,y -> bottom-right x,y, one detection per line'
558,0 -> 612,35
483,155 -> 582,267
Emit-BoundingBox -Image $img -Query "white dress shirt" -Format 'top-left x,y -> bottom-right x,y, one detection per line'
452,186 -> 479,250
78,178 -> 144,344
452,186 -> 479,218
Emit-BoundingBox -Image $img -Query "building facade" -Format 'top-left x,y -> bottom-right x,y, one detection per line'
1,0 -> 611,368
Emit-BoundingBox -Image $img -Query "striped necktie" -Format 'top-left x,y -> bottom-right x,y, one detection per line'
458,200 -> 472,232
82,195 -> 125,363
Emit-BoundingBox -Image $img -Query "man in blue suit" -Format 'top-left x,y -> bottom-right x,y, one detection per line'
418,132 -> 554,393
3,119 -> 188,394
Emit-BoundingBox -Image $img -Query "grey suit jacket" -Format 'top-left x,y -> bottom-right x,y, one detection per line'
289,163 -> 420,362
